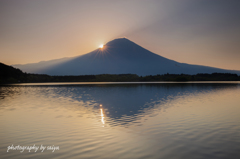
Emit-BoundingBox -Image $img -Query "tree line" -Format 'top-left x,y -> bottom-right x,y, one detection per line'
1,62 -> 240,83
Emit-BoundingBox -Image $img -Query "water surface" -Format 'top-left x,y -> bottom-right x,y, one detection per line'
0,82 -> 240,159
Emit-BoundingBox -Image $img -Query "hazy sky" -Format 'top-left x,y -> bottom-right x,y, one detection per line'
1,0 -> 240,70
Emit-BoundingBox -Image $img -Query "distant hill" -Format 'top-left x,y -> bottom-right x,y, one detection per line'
12,38 -> 240,76
0,62 -> 25,83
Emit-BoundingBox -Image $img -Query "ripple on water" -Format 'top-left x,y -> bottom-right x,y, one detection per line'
0,83 -> 240,159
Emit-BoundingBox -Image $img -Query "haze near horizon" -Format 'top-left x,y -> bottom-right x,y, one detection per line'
1,0 -> 240,70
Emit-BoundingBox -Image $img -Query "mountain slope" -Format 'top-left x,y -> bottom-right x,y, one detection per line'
0,62 -> 26,83
13,38 -> 240,76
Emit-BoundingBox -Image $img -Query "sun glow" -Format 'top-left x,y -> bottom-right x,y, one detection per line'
99,44 -> 104,48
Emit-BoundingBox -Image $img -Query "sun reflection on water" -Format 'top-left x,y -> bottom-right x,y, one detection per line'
100,104 -> 105,126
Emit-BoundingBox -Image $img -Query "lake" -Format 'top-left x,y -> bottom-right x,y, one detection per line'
0,82 -> 240,159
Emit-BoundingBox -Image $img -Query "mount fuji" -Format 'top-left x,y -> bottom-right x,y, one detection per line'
13,38 -> 240,76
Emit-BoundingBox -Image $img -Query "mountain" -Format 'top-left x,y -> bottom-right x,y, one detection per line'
13,38 -> 240,76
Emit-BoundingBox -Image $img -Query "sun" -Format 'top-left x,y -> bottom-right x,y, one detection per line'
99,44 -> 104,48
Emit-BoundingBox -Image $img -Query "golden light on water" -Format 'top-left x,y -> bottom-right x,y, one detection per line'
100,108 -> 105,125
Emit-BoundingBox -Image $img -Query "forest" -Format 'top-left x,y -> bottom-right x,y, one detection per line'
1,62 -> 240,84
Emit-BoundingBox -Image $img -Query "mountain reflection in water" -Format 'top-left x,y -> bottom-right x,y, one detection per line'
1,83 -> 238,126
0,82 -> 240,159
54,83 -> 238,126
